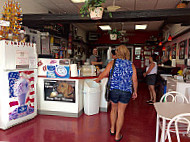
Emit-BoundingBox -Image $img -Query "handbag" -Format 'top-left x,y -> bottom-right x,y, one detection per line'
105,59 -> 116,101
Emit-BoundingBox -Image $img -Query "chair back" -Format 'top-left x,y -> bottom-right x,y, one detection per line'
160,91 -> 189,104
166,113 -> 190,142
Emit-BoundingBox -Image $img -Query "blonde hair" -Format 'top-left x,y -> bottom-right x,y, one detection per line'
116,45 -> 130,60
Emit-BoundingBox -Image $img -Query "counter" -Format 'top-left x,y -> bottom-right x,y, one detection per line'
37,76 -> 109,117
158,65 -> 180,75
160,75 -> 190,101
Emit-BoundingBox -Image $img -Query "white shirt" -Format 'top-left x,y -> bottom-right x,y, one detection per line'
146,62 -> 157,75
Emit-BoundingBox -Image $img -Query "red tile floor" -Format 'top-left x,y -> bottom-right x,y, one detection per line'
0,82 -> 189,142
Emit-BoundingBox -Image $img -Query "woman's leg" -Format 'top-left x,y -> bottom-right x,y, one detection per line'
148,85 -> 153,101
115,102 -> 128,140
110,102 -> 118,133
149,85 -> 156,102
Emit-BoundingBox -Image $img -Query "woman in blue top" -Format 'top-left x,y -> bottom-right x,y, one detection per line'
95,45 -> 138,141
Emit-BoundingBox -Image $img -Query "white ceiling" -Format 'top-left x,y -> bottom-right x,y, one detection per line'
34,0 -> 181,14
34,0 -> 182,31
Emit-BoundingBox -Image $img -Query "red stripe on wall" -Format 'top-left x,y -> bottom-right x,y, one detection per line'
9,101 -> 18,107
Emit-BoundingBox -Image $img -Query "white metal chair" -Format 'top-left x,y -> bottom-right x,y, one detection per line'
160,91 -> 189,104
166,113 -> 190,142
156,91 -> 189,142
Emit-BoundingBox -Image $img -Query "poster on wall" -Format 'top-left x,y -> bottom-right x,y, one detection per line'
44,80 -> 75,103
188,39 -> 190,58
135,47 -> 141,60
41,36 -> 50,55
171,43 -> 176,59
8,71 -> 35,121
166,46 -> 170,59
179,40 -> 187,59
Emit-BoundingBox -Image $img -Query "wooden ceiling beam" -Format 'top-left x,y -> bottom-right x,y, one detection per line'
23,8 -> 190,26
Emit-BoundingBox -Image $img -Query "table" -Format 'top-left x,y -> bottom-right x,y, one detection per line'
154,102 -> 190,142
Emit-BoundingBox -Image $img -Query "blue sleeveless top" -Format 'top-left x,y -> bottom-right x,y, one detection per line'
109,59 -> 133,93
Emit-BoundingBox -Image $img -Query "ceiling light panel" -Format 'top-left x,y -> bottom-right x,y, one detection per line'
71,0 -> 85,3
99,25 -> 112,30
135,24 -> 147,30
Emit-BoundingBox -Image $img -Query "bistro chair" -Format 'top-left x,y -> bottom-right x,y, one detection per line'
160,91 -> 189,104
157,91 -> 189,142
166,113 -> 190,142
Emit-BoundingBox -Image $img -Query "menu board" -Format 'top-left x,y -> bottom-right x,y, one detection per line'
179,40 -> 187,59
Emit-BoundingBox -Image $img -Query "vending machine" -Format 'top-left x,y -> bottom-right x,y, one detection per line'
0,40 -> 37,130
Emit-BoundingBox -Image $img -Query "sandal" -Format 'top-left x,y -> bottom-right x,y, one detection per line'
146,100 -> 153,103
110,129 -> 115,135
115,134 -> 123,141
148,102 -> 154,105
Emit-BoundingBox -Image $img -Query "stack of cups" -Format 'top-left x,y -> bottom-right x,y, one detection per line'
70,64 -> 78,77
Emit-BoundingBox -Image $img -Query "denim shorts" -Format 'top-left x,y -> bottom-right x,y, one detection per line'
110,89 -> 132,104
146,74 -> 156,85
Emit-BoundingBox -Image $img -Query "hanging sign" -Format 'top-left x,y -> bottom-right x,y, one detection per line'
0,20 -> 10,26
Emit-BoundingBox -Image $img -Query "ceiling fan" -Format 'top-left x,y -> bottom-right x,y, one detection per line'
107,0 -> 121,12
119,23 -> 127,36
119,23 -> 135,36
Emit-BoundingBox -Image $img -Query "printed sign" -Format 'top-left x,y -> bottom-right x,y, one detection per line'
47,65 -> 70,78
29,57 -> 37,68
44,80 -> 75,103
16,50 -> 29,68
8,71 -> 35,121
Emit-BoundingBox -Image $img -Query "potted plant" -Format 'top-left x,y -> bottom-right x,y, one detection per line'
80,0 -> 105,20
108,29 -> 121,40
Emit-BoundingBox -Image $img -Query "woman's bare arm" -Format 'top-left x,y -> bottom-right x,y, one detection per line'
132,64 -> 138,99
143,63 -> 155,77
94,60 -> 113,83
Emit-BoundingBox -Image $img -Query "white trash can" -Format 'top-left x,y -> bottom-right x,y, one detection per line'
83,79 -> 101,115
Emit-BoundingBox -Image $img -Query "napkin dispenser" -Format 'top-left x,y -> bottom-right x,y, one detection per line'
81,65 -> 96,76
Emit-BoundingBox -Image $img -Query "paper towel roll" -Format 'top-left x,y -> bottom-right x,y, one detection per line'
172,59 -> 176,67
107,47 -> 112,60
70,64 -> 78,77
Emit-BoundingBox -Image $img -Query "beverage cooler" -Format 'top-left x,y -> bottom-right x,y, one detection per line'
0,40 -> 37,130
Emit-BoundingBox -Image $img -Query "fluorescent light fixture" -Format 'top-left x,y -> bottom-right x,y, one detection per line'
71,0 -> 85,3
99,25 -> 112,30
135,24 -> 147,30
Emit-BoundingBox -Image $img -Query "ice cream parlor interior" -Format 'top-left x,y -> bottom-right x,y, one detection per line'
1,0 -> 190,130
